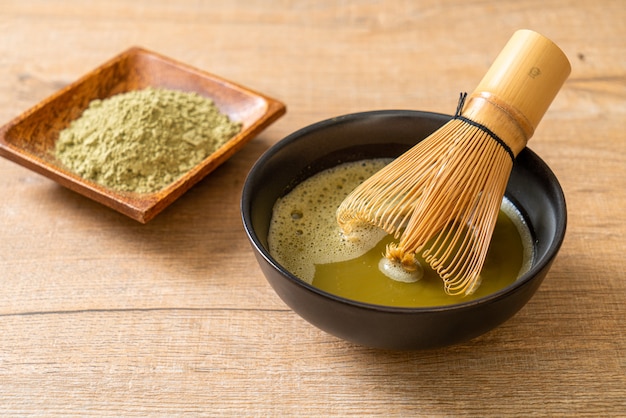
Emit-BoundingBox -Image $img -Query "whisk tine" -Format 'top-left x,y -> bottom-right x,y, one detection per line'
336,30 -> 570,295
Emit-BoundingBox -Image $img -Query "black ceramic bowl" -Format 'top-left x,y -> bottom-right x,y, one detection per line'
241,110 -> 566,350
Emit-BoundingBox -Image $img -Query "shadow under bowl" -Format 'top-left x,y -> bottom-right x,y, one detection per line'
241,110 -> 566,350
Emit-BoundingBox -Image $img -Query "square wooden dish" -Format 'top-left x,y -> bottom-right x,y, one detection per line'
0,46 -> 286,223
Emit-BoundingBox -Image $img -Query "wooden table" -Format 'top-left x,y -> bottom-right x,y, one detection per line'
1,1 -> 624,416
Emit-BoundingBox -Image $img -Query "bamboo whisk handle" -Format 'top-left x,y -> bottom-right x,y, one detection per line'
461,29 -> 571,157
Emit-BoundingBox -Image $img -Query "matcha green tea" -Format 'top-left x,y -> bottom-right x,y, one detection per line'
268,159 -> 534,307
55,87 -> 242,194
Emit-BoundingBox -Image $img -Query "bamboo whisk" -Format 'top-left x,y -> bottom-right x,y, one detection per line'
336,29 -> 571,296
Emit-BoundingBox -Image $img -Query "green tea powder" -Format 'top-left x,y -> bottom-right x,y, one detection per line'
55,87 -> 242,193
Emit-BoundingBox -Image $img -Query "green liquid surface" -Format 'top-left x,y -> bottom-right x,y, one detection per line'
268,159 -> 533,308
313,210 -> 526,307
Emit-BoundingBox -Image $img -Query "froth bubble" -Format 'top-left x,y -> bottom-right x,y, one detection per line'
378,257 -> 423,283
268,158 -> 392,283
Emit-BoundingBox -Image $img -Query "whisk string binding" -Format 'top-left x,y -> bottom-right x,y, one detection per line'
453,92 -> 515,162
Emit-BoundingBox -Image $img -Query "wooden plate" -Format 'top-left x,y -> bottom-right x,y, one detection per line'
0,46 -> 286,223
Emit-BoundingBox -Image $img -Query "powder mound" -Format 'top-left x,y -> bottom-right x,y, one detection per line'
55,87 -> 242,193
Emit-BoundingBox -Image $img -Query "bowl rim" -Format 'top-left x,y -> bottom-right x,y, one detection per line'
242,109 -> 567,313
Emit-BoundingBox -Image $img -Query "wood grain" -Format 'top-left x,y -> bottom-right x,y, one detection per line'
0,0 -> 624,416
